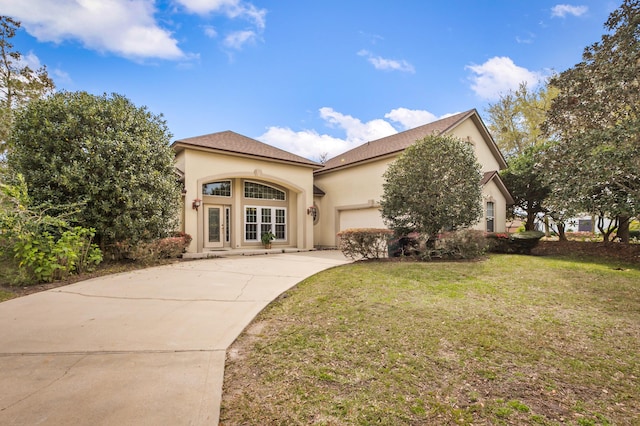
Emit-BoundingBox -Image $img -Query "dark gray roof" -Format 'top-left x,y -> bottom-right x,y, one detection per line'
172,131 -> 321,168
316,109 -> 507,174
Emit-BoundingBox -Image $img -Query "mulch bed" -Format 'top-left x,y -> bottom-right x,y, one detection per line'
532,240 -> 640,264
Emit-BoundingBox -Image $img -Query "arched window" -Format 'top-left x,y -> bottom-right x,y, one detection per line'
244,181 -> 285,200
203,180 -> 231,197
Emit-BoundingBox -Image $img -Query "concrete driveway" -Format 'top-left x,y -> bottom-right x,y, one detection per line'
0,250 -> 350,425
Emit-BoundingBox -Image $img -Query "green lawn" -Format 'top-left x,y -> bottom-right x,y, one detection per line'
221,254 -> 640,425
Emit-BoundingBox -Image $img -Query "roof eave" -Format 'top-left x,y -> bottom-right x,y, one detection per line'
314,151 -> 401,175
172,142 -> 323,169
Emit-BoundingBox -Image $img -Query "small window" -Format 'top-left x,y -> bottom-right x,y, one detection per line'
244,181 -> 285,200
245,207 -> 257,240
203,180 -> 231,197
486,201 -> 495,233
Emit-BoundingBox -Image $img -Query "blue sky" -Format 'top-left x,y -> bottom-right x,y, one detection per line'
0,0 -> 618,161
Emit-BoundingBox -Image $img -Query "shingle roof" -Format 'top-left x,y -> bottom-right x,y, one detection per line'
172,131 -> 322,168
316,109 -> 507,174
482,171 -> 515,205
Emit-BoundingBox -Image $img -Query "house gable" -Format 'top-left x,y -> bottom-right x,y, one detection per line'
316,109 -> 507,176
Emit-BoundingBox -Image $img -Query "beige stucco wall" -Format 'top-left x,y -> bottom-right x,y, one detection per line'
448,119 -> 502,172
472,179 -> 508,233
313,116 -> 509,247
314,157 -> 392,247
179,148 -> 316,253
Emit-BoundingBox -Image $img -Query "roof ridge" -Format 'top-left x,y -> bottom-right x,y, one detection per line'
317,109 -> 476,173
173,130 -> 321,168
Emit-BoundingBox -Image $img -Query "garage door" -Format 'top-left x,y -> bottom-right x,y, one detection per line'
339,208 -> 385,231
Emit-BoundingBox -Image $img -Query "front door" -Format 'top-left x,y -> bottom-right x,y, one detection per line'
204,205 -> 224,248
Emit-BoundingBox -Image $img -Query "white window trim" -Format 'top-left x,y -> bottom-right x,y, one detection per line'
244,180 -> 286,201
244,206 -> 287,242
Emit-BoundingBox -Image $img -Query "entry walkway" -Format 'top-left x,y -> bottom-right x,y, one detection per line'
0,250 -> 350,425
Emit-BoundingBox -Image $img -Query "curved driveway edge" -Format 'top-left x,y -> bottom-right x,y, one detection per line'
0,250 -> 350,425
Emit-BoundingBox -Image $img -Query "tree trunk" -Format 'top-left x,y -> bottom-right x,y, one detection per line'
544,216 -> 551,237
525,202 -> 536,231
617,215 -> 630,243
557,222 -> 568,241
597,215 -> 618,243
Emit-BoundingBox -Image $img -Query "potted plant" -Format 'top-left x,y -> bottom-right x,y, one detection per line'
261,230 -> 276,249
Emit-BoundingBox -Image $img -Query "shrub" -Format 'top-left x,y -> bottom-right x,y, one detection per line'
108,232 -> 192,263
1,176 -> 102,283
388,232 -> 422,257
511,231 -> 545,254
486,231 -> 545,254
337,228 -> 393,259
485,232 -> 513,253
432,230 -> 489,259
13,227 -> 102,283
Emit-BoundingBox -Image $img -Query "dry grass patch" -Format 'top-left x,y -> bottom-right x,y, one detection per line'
221,255 -> 639,425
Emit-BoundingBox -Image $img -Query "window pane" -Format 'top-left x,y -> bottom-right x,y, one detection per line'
261,208 -> 271,223
203,180 -> 231,197
246,224 -> 257,240
275,224 -> 285,239
208,208 -> 220,243
244,181 -> 285,200
246,207 -> 257,223
486,202 -> 495,233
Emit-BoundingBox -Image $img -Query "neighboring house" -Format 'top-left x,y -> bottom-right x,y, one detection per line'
173,109 -> 513,253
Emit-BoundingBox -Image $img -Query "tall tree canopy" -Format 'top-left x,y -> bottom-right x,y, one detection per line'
380,134 -> 483,240
542,0 -> 639,235
487,82 -> 558,159
0,16 -> 54,154
7,91 -> 181,246
486,82 -> 557,230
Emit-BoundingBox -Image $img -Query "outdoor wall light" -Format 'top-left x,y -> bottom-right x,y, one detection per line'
192,198 -> 202,210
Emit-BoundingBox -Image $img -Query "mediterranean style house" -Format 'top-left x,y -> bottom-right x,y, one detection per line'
172,109 -> 513,254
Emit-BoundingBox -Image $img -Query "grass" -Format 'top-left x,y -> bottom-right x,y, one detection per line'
221,254 -> 640,425
0,256 -> 179,302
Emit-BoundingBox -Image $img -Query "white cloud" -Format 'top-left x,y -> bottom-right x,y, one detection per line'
177,0 -> 266,29
203,25 -> 218,38
358,50 -> 415,73
319,107 -> 398,144
52,68 -> 72,85
257,107 -> 464,161
466,56 -> 544,100
258,127 -> 351,161
384,108 -> 438,130
0,0 -> 185,60
19,51 -> 43,70
551,4 -> 588,17
516,32 -> 536,44
223,30 -> 257,49
258,107 -> 398,160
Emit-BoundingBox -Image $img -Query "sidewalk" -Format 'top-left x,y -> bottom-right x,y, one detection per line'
0,250 -> 350,425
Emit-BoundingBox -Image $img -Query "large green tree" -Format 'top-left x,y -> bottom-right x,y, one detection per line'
542,0 -> 639,240
380,134 -> 483,241
0,16 -> 54,154
487,82 -> 557,231
487,82 -> 558,159
499,144 -> 550,232
7,91 -> 181,246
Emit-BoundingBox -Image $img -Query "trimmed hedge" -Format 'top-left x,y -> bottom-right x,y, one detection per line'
337,228 -> 393,259
486,231 -> 544,254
